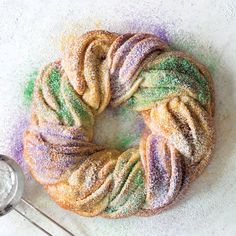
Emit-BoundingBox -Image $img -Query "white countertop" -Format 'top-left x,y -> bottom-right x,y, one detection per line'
0,0 -> 236,235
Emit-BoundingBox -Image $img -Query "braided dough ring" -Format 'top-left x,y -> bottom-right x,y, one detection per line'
24,30 -> 215,218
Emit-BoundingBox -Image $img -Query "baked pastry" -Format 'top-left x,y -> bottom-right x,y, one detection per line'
24,30 -> 215,218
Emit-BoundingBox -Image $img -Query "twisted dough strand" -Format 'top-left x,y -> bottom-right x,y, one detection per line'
24,30 -> 214,218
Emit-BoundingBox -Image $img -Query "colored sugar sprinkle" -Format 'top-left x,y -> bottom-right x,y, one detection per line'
169,33 -> 219,74
46,67 -> 75,125
9,115 -> 29,175
22,67 -> 144,150
115,133 -> 138,150
121,20 -> 171,43
20,22 -> 217,158
23,70 -> 38,107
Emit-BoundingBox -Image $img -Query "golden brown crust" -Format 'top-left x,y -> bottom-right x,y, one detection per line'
23,30 -> 215,218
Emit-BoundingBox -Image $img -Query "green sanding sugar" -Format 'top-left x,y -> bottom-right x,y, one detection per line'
154,56 -> 207,87
170,35 -> 218,74
46,68 -> 74,125
44,67 -> 93,128
156,56 -> 210,103
105,165 -> 145,216
48,68 -> 61,98
134,170 -> 144,185
128,55 -> 210,110
23,70 -> 38,107
116,133 -> 138,150
63,78 -> 94,128
127,86 -> 178,110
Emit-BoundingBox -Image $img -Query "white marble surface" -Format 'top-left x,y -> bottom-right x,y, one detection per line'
0,0 -> 236,235
1,210 -> 46,236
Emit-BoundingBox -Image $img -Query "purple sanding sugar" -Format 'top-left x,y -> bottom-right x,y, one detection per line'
135,115 -> 145,133
153,26 -> 169,43
9,115 -> 29,174
121,20 -> 170,43
148,135 -> 168,187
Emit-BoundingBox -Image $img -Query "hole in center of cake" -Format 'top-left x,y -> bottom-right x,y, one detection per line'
93,105 -> 145,151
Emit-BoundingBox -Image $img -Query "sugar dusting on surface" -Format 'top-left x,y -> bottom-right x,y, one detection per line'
93,106 -> 144,150
9,113 -> 30,175
23,69 -> 38,108
1,0 -> 236,234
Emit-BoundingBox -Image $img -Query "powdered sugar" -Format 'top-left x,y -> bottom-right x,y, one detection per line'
0,161 -> 15,208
